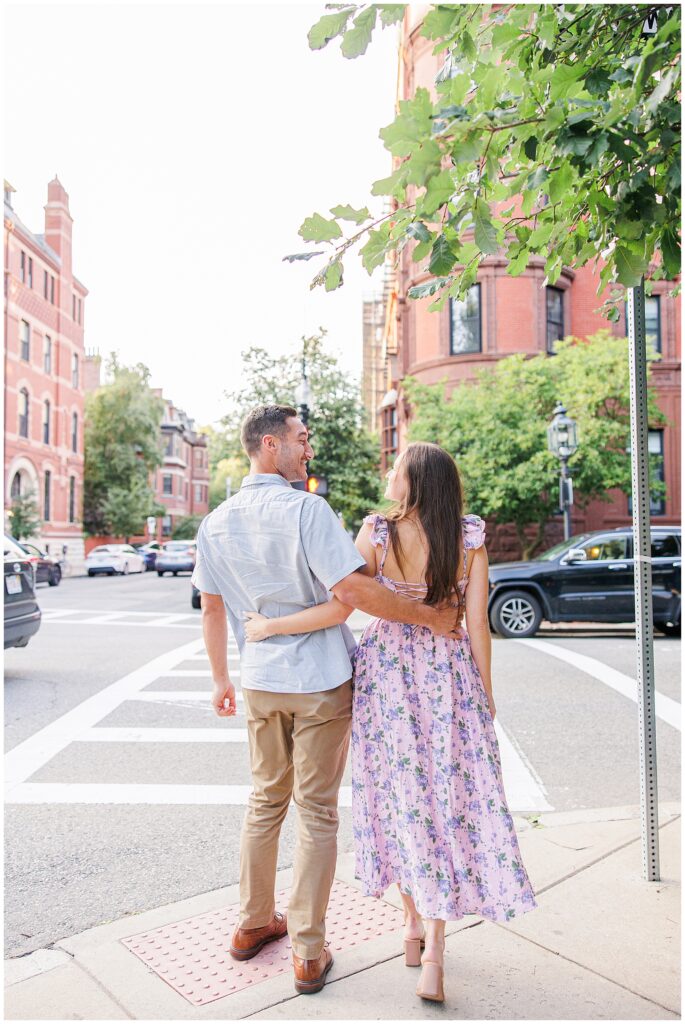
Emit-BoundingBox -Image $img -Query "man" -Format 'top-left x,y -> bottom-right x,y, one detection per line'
192,404 -> 461,995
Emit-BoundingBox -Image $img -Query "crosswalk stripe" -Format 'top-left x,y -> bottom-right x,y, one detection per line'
132,691 -> 244,703
516,638 -> 681,732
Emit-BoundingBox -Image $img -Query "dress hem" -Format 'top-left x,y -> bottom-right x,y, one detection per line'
355,873 -> 538,924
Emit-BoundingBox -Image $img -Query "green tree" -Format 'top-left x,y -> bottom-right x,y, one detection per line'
171,515 -> 205,540
220,331 -> 382,532
7,491 -> 41,542
84,355 -> 164,536
208,455 -> 250,510
405,330 -> 667,558
292,5 -> 680,316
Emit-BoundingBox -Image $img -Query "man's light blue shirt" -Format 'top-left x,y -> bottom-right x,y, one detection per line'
191,473 -> 366,694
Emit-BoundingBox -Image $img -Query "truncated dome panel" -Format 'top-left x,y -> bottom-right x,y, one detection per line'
121,879 -> 404,1006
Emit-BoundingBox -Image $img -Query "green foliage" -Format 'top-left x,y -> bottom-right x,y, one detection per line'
101,479 -> 163,543
405,331 -> 668,558
297,4 -> 681,316
216,331 -> 382,532
84,355 -> 164,536
8,491 -> 41,541
171,515 -> 204,540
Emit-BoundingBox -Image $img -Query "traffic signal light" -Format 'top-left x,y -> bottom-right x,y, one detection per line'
306,474 -> 328,495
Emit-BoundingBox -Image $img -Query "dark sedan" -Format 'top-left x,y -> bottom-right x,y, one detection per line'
5,536 -> 61,587
488,526 -> 681,638
4,552 -> 42,649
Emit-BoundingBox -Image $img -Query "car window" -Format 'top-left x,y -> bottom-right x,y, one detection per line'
164,542 -> 189,551
24,543 -> 41,556
91,546 -> 111,554
538,535 -> 593,561
579,537 -> 628,561
651,534 -> 680,558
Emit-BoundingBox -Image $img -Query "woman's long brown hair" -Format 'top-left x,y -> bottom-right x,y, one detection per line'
385,442 -> 465,606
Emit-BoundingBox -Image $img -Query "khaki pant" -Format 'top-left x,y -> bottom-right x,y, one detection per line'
239,680 -> 352,959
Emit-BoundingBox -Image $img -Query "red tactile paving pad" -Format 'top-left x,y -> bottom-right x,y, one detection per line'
121,879 -> 404,1006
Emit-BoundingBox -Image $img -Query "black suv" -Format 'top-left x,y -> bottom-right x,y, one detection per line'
488,526 -> 681,639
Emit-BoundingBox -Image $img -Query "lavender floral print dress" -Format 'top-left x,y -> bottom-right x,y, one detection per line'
351,513 -> 537,923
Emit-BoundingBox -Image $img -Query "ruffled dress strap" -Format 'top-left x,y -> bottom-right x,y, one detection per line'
363,513 -> 390,574
461,514 -> 487,580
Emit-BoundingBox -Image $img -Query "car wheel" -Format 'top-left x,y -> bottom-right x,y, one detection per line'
191,592 -> 201,609
14,638 -> 29,648
88,570 -> 94,577
48,566 -> 62,587
173,571 -> 178,576
490,589 -> 543,639
157,571 -> 164,577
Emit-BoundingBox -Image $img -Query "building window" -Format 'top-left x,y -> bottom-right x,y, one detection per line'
624,295 -> 661,353
72,352 -> 79,388
43,269 -> 49,299
546,286 -> 565,352
162,515 -> 172,536
72,412 -> 78,452
77,298 -> 82,324
163,474 -> 173,495
69,477 -> 76,523
450,283 -> 481,354
44,336 -> 52,375
11,472 -> 22,500
194,483 -> 202,502
20,251 -> 26,283
43,400 -> 51,444
381,404 -> 398,473
20,320 -> 30,361
72,294 -> 76,320
50,276 -> 55,304
44,470 -> 51,521
627,429 -> 666,516
28,257 -> 33,289
165,434 -> 174,456
18,388 -> 30,438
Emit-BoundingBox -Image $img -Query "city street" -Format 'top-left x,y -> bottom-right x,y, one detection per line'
5,571 -> 681,959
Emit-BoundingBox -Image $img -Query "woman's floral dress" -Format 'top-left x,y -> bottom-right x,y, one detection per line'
351,513 -> 538,923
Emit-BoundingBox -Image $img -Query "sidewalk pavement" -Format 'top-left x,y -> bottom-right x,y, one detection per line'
5,803 -> 680,1021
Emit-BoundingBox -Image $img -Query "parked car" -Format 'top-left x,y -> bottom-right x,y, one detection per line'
135,542 -> 163,571
4,545 -> 41,649
487,526 -> 681,639
5,535 -> 61,587
191,583 -> 201,609
86,544 -> 146,576
156,541 -> 197,577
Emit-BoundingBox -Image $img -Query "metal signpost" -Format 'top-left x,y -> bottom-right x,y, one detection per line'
626,278 -> 660,882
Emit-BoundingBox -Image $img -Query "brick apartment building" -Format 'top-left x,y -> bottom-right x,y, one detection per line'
4,178 -> 88,569
366,8 -> 681,560
152,390 -> 209,540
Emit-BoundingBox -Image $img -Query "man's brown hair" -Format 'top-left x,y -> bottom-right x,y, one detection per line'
240,404 -> 298,456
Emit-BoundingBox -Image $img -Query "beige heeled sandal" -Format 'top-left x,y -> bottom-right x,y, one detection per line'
403,935 -> 425,966
416,960 -> 445,1002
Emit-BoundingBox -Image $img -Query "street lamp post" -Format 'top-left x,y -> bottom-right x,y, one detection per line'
292,353 -> 312,490
546,403 -> 579,541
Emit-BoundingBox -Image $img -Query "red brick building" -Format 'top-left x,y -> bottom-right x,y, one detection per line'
151,391 -> 209,540
4,178 -> 87,568
373,10 -> 681,559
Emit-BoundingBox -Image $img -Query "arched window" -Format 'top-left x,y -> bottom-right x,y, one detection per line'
72,352 -> 79,388
11,472 -> 22,500
43,400 -> 51,444
68,477 -> 76,523
71,411 -> 78,452
18,388 -> 29,438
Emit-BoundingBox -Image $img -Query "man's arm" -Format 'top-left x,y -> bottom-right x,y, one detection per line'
200,592 -> 237,717
332,571 -> 463,636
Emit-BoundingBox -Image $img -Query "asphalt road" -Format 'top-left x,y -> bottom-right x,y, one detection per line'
4,571 -> 681,957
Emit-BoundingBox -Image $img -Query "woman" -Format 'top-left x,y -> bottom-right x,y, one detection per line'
244,442 -> 537,1002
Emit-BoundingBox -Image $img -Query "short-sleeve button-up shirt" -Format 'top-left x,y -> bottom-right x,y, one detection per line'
191,473 -> 366,693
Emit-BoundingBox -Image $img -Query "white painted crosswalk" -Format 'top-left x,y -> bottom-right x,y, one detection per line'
40,608 -> 202,629
5,634 -> 553,813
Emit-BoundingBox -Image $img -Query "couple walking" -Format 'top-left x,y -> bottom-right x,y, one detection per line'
192,404 -> 536,1003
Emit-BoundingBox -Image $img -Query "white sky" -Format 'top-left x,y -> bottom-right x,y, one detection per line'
4,2 -> 398,426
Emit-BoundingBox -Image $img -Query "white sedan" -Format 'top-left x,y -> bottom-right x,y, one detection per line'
86,545 -> 146,577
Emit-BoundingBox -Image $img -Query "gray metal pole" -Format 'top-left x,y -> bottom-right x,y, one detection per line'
626,277 -> 660,881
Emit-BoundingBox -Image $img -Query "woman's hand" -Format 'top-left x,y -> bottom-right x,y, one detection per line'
486,691 -> 496,721
244,611 -> 273,642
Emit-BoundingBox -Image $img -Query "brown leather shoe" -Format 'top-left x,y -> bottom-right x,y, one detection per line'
293,947 -> 334,994
229,911 -> 287,961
